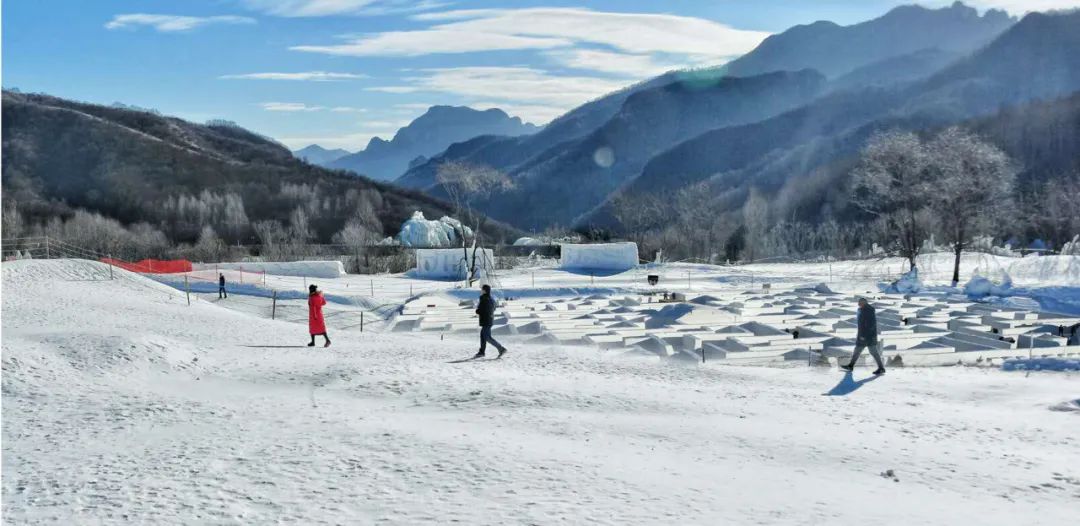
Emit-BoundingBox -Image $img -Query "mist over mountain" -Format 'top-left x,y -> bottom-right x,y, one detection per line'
587,9 -> 1080,231
329,106 -> 539,181
406,69 -> 828,230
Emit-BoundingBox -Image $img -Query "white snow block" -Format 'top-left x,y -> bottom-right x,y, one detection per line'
201,260 -> 345,278
559,243 -> 638,271
413,248 -> 494,279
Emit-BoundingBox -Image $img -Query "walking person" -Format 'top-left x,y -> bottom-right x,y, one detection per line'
218,273 -> 227,299
473,284 -> 507,359
308,284 -> 331,348
840,297 -> 885,375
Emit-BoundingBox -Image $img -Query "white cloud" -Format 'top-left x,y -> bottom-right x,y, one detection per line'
260,102 -> 326,111
220,71 -> 368,81
105,14 -> 255,32
545,49 -> 687,78
291,7 -> 767,63
240,0 -> 448,17
292,30 -> 569,56
330,106 -> 368,113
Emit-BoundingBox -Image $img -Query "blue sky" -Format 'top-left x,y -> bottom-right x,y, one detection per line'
3,0 -> 1071,151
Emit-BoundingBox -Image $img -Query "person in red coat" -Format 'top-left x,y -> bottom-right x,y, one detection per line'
308,284 -> 331,347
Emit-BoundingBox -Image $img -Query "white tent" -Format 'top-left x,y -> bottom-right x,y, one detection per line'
414,248 -> 494,279
559,242 -> 638,271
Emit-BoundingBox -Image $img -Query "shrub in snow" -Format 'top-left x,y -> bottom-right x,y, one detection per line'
881,267 -> 922,294
395,211 -> 472,247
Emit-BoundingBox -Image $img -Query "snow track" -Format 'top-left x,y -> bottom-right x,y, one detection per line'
3,259 -> 1079,524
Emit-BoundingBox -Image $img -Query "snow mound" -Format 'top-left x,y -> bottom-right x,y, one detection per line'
396,211 -> 471,247
964,273 -> 1013,299
513,237 -> 543,246
881,267 -> 922,294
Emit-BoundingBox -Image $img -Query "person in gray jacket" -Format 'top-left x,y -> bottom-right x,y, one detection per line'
840,297 -> 886,375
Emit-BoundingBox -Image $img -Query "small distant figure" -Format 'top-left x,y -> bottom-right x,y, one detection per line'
218,273 -> 227,299
473,284 -> 506,359
308,284 -> 331,348
840,297 -> 885,375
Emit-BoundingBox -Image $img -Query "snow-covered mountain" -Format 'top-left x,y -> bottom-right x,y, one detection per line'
329,106 -> 539,181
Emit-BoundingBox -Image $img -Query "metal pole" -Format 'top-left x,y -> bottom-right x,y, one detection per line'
272,290 -> 277,320
185,275 -> 190,306
108,254 -> 114,280
361,311 -> 364,332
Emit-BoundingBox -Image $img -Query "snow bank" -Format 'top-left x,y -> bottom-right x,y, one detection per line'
413,248 -> 493,279
513,237 -> 543,246
396,211 -> 471,247
195,260 -> 345,279
560,242 -> 638,271
1002,357 -> 1080,372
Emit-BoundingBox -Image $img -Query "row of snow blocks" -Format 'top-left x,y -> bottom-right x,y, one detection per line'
902,345 -> 1080,366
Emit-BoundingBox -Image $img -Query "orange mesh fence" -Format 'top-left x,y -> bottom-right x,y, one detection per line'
101,258 -> 193,274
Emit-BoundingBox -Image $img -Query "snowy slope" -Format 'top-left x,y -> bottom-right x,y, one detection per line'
3,259 -> 1079,524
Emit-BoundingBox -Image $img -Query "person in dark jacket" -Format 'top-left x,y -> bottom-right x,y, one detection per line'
473,284 -> 507,359
841,297 -> 885,375
218,273 -> 227,299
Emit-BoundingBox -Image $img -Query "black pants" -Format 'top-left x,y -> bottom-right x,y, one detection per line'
479,325 -> 505,354
218,286 -> 227,299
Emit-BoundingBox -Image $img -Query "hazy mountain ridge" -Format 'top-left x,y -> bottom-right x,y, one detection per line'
431,69 -> 829,230
329,105 -> 539,181
585,9 -> 1080,230
723,1 -> 1014,79
294,144 -> 352,166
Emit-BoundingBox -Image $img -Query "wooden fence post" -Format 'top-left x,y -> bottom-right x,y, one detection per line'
108,254 -> 114,280
272,290 -> 277,320
361,311 -> 365,332
185,275 -> 190,306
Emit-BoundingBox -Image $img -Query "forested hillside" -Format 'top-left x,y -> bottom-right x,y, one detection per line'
1,91 -> 517,257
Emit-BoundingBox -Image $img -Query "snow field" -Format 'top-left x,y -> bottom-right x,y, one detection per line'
4,259 -> 1079,524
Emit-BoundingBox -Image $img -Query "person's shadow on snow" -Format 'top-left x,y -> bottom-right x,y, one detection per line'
824,372 -> 880,396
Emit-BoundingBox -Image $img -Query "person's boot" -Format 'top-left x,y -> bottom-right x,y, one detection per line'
873,368 -> 886,376
839,363 -> 854,372
472,350 -> 485,359
308,341 -> 315,347
324,340 -> 332,348
497,348 -> 507,359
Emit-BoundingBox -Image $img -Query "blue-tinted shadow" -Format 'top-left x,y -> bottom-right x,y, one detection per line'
824,372 -> 879,396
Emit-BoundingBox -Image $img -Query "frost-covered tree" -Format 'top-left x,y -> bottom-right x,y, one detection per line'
850,131 -> 935,270
435,161 -> 512,285
927,128 -> 1016,286
741,188 -> 769,262
192,225 -> 227,263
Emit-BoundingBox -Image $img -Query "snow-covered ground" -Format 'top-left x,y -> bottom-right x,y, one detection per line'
3,259 -> 1079,524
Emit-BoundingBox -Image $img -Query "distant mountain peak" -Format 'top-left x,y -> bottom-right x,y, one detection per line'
723,0 -> 1016,79
329,105 -> 539,181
